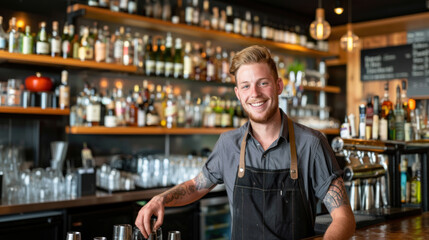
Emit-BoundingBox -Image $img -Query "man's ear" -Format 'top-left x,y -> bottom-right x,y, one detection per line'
276,78 -> 284,95
234,86 -> 240,102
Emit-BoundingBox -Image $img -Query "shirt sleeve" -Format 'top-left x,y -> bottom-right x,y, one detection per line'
311,134 -> 343,200
202,134 -> 226,185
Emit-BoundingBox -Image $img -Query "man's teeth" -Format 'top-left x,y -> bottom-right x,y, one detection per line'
250,102 -> 264,107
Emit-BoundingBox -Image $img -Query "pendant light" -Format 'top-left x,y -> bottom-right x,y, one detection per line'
334,0 -> 344,15
309,0 -> 331,40
340,0 -> 359,52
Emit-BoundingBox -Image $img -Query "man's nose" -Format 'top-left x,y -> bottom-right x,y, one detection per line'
249,84 -> 261,97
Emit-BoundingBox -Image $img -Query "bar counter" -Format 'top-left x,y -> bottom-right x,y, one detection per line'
311,212 -> 429,239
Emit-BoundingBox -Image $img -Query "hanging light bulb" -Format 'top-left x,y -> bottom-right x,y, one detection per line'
309,0 -> 331,40
340,0 -> 359,52
334,0 -> 344,15
340,24 -> 359,52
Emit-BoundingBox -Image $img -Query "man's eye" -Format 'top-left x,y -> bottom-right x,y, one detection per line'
241,85 -> 249,89
260,82 -> 268,86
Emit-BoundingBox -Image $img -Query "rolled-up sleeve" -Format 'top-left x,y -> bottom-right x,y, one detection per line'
311,135 -> 343,200
202,134 -> 226,185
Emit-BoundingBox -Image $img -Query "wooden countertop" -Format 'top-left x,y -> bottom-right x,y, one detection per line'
311,211 -> 429,239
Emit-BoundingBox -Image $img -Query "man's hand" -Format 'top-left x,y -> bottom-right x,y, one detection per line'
323,177 -> 356,240
135,195 -> 165,239
135,172 -> 216,238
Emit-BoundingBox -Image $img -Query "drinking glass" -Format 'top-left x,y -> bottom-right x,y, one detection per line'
6,79 -> 22,106
0,81 -> 7,106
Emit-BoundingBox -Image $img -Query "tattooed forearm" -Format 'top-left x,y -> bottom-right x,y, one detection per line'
194,172 -> 215,190
162,182 -> 195,204
323,177 -> 350,213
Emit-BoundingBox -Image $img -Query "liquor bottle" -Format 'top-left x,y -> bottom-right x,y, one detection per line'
145,36 -> 156,76
70,25 -> 80,59
137,94 -> 146,127
205,41 -> 215,82
200,0 -> 211,29
283,24 -> 291,43
210,7 -> 219,30
50,21 -> 61,57
164,33 -> 174,77
380,82 -> 393,140
394,84 -> 405,141
218,10 -> 226,31
146,91 -> 160,126
21,25 -> 33,54
7,18 -> 18,53
225,6 -> 233,33
221,100 -> 232,128
36,21 -> 50,55
110,0 -> 120,12
213,98 -> 223,128
61,24 -> 72,58
153,85 -> 165,126
221,50 -> 230,83
184,90 -> 193,127
400,158 -> 408,203
372,95 -> 380,140
191,0 -> 199,26
411,158 -> 421,204
128,0 -> 137,14
365,96 -> 374,140
289,26 -> 297,44
99,0 -> 110,8
155,38 -> 165,76
402,80 -> 412,141
88,0 -> 99,6
233,10 -> 241,34
173,38 -> 183,78
253,15 -> 261,38
78,27 -> 91,61
153,0 -> 163,19
133,32 -> 143,68
261,18 -> 269,40
171,0 -> 184,24
162,0 -> 172,21
122,27 -> 133,66
0,16 -> 7,50
86,89 -> 101,127
104,99 -> 117,127
59,70 -> 70,109
192,43 -> 202,80
119,0 -> 128,12
165,89 -> 177,128
340,116 -> 351,139
114,87 -> 126,126
242,11 -> 252,37
126,91 -> 138,126
184,0 -> 193,25
359,104 -> 366,139
113,27 -> 124,64
95,26 -> 107,62
215,46 -> 222,82
183,41 -> 193,79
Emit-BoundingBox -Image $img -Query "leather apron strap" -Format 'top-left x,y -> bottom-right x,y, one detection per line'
237,117 -> 298,179
238,128 -> 248,178
288,117 -> 298,180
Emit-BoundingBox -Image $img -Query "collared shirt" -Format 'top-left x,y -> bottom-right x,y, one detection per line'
202,109 -> 342,219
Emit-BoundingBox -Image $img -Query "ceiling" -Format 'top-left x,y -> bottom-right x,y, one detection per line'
234,0 -> 429,26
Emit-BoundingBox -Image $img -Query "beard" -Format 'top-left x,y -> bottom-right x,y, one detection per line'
242,96 -> 279,124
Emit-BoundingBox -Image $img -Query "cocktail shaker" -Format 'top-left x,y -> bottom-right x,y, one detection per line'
66,231 -> 81,240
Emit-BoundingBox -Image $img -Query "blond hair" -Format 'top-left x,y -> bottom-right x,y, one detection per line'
229,45 -> 278,81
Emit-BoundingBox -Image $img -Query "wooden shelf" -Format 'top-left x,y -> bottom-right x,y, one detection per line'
68,4 -> 332,58
0,51 -> 137,72
0,106 -> 70,115
66,126 -> 235,135
316,128 -> 340,135
303,85 -> 341,94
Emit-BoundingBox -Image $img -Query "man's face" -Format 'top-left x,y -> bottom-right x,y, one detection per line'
234,63 -> 283,124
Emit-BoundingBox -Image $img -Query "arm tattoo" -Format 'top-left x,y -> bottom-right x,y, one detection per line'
194,172 -> 215,190
323,177 -> 350,213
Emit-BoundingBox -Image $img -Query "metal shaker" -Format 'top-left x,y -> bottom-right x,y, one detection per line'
147,217 -> 163,240
349,179 -> 361,211
167,231 -> 181,240
113,224 -> 132,240
66,231 -> 81,240
361,178 -> 375,210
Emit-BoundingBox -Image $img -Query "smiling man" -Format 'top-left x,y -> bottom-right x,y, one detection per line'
135,45 -> 355,239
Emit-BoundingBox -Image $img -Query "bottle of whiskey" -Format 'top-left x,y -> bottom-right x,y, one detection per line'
164,33 -> 174,77
173,38 -> 184,79
59,70 -> 70,109
395,84 -> 405,141
21,25 -> 33,54
86,89 -> 101,127
380,82 -> 393,140
225,6 -> 233,33
199,0 -> 211,29
50,21 -> 62,57
184,0 -> 194,25
36,21 -> 50,55
78,27 -> 91,61
183,41 -> 193,79
113,27 -> 124,64
95,26 -> 107,62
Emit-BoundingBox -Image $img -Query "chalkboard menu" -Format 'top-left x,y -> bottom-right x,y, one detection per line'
360,31 -> 429,98
361,45 -> 412,81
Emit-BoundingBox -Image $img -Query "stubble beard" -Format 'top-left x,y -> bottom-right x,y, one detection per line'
242,97 -> 279,124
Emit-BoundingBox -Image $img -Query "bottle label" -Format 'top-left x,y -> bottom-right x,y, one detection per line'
62,40 -> 71,56
114,42 -> 123,59
145,59 -> 156,74
221,113 -> 231,127
233,19 -> 241,34
183,56 -> 192,78
146,113 -> 160,126
340,123 -> 351,139
51,39 -> 61,54
138,109 -> 146,127
128,1 -> 136,13
172,16 -> 180,24
87,104 -> 101,122
165,62 -> 174,77
22,37 -> 32,54
95,42 -> 106,62
104,115 -> 117,127
379,118 -> 388,140
207,63 -> 215,78
185,7 -> 193,23
155,61 -> 165,75
59,86 -> 70,109
372,115 -> 379,140
36,41 -> 49,54
174,63 -> 183,77
225,23 -> 233,33
0,37 -> 6,49
119,0 -> 128,9
165,105 -> 177,118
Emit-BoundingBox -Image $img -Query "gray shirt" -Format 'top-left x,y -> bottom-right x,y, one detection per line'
202,110 -> 342,218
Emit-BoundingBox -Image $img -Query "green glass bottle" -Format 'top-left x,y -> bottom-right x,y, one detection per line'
36,21 -> 50,55
21,25 -> 33,54
394,84 -> 405,141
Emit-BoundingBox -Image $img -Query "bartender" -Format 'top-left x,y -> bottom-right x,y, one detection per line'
135,45 -> 355,239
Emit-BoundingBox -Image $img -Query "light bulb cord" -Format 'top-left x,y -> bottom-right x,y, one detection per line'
348,0 -> 352,23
